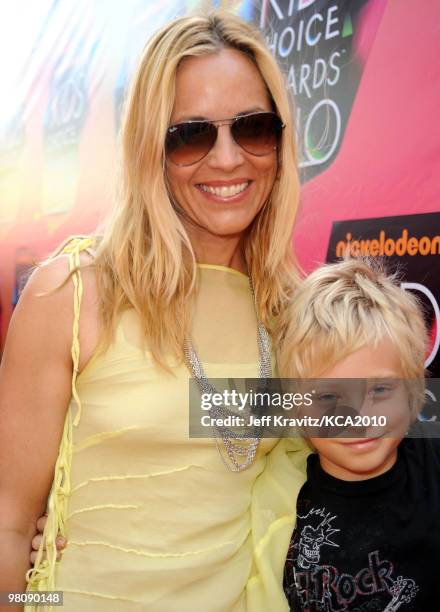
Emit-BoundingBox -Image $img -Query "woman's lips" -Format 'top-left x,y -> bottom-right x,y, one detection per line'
195,180 -> 252,203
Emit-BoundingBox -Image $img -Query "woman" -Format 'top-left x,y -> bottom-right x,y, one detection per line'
0,11 -> 309,611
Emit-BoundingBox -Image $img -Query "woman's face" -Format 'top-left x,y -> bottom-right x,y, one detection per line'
166,48 -> 278,240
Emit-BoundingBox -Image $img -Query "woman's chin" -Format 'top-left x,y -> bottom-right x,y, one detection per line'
200,217 -> 254,237
183,207 -> 257,239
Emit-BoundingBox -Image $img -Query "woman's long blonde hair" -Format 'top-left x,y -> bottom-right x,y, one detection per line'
94,11 -> 301,368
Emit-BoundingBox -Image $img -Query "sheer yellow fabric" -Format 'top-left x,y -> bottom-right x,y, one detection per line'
246,438 -> 311,611
26,242 -> 310,610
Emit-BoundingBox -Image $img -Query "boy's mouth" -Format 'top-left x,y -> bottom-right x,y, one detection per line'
336,437 -> 385,450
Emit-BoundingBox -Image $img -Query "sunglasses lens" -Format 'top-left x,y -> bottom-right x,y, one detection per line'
232,113 -> 283,156
166,113 -> 283,165
166,122 -> 216,166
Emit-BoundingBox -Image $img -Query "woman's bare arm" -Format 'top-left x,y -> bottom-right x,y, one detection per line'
0,257 -> 79,595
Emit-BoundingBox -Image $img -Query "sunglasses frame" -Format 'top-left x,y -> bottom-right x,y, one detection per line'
165,111 -> 285,167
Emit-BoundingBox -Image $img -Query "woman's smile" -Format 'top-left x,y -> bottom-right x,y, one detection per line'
195,178 -> 252,202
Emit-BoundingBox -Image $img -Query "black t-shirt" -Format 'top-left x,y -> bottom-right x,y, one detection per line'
283,432 -> 440,611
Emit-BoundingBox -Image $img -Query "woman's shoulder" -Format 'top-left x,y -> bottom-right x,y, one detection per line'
26,236 -> 97,303
58,235 -> 98,254
20,236 -> 101,370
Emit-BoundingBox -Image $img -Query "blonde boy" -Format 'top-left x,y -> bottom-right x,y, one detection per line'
277,258 -> 439,612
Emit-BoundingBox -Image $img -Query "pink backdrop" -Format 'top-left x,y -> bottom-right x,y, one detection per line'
0,0 -> 439,372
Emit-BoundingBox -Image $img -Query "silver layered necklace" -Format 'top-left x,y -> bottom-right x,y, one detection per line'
184,278 -> 272,472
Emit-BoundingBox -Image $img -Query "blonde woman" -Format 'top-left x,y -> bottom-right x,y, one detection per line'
0,12 -> 308,611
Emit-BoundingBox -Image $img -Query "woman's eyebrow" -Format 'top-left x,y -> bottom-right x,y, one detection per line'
173,115 -> 207,122
236,107 -> 266,116
173,107 -> 267,123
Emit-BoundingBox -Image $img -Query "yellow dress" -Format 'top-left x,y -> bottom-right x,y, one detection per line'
27,239 -> 310,611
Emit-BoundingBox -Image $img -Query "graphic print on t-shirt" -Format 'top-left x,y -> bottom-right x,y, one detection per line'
296,507 -> 340,569
285,506 -> 419,612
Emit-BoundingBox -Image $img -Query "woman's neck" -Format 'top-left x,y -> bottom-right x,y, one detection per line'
188,226 -> 247,273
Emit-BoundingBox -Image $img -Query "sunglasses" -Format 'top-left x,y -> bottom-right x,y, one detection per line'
165,111 -> 284,166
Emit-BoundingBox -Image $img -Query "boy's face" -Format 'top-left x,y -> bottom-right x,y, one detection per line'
308,339 -> 411,481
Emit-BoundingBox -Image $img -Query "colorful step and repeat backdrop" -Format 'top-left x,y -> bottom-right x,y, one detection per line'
0,0 -> 439,376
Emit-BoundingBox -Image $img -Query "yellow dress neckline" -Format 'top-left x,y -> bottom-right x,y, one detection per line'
196,263 -> 248,279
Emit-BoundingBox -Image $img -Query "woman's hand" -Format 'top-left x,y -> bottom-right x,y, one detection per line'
30,516 -> 66,564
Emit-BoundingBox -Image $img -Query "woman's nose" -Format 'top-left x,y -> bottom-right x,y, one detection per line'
205,124 -> 244,171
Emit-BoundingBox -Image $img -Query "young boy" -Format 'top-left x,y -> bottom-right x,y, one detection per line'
277,258 -> 440,612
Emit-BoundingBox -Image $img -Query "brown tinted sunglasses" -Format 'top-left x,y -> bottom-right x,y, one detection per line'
165,111 -> 284,166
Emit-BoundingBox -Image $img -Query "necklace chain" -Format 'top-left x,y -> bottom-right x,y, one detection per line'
185,277 -> 272,472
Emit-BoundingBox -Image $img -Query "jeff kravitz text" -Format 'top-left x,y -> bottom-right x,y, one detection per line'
200,414 -> 387,429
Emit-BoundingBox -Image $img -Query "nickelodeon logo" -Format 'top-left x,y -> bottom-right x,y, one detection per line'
336,229 -> 440,258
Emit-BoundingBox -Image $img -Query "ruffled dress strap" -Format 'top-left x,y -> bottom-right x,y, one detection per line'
26,236 -> 95,608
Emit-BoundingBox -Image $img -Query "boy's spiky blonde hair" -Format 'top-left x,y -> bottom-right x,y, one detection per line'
277,258 -> 428,383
